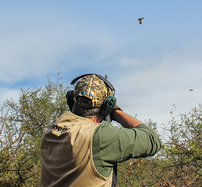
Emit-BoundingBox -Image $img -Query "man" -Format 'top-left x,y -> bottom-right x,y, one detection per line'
40,74 -> 161,187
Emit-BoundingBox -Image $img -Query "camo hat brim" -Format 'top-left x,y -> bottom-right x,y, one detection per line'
74,74 -> 108,108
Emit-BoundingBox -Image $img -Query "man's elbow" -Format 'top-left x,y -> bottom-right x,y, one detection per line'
150,138 -> 162,156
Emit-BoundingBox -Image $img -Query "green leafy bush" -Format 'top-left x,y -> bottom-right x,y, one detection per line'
1,74 -> 69,186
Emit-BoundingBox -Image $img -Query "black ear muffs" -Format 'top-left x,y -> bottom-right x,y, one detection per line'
66,90 -> 74,111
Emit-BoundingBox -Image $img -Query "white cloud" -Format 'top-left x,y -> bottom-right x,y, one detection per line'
111,44 -> 202,126
0,13 -> 119,84
0,87 -> 21,107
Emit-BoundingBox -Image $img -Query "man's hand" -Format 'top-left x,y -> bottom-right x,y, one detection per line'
110,105 -> 122,121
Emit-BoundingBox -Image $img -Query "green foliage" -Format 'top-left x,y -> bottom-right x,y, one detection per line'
163,104 -> 202,186
117,104 -> 202,186
0,73 -> 69,186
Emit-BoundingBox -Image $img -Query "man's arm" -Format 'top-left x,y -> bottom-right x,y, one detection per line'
93,121 -> 161,177
115,110 -> 143,128
111,105 -> 143,128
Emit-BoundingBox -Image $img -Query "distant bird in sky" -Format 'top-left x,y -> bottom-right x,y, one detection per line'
138,17 -> 144,25
189,89 -> 193,91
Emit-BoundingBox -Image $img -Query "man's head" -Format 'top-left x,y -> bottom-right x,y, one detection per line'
66,73 -> 116,118
74,74 -> 108,109
71,74 -> 109,117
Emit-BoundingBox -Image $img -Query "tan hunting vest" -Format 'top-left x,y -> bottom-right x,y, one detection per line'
40,111 -> 113,187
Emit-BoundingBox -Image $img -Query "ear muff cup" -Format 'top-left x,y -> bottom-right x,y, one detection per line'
101,95 -> 117,117
66,90 -> 74,111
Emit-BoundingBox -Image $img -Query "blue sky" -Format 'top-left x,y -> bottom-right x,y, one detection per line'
1,0 -> 202,130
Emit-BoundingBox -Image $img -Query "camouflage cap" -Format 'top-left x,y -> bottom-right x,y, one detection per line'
74,74 -> 108,108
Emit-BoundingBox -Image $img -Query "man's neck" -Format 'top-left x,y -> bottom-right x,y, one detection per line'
85,115 -> 102,125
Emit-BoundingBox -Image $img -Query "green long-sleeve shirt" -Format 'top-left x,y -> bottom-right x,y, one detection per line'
92,122 -> 161,178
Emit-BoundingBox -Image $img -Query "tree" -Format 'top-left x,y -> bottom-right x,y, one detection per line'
1,73 -> 69,186
117,105 -> 202,187
163,104 -> 202,186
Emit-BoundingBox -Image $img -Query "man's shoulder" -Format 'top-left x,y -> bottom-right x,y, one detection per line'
93,122 -> 125,144
94,121 -> 121,135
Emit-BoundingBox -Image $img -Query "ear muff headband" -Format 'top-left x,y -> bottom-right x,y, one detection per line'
70,73 -> 115,94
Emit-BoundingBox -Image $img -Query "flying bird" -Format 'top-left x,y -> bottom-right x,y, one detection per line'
138,17 -> 144,25
189,89 -> 193,91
